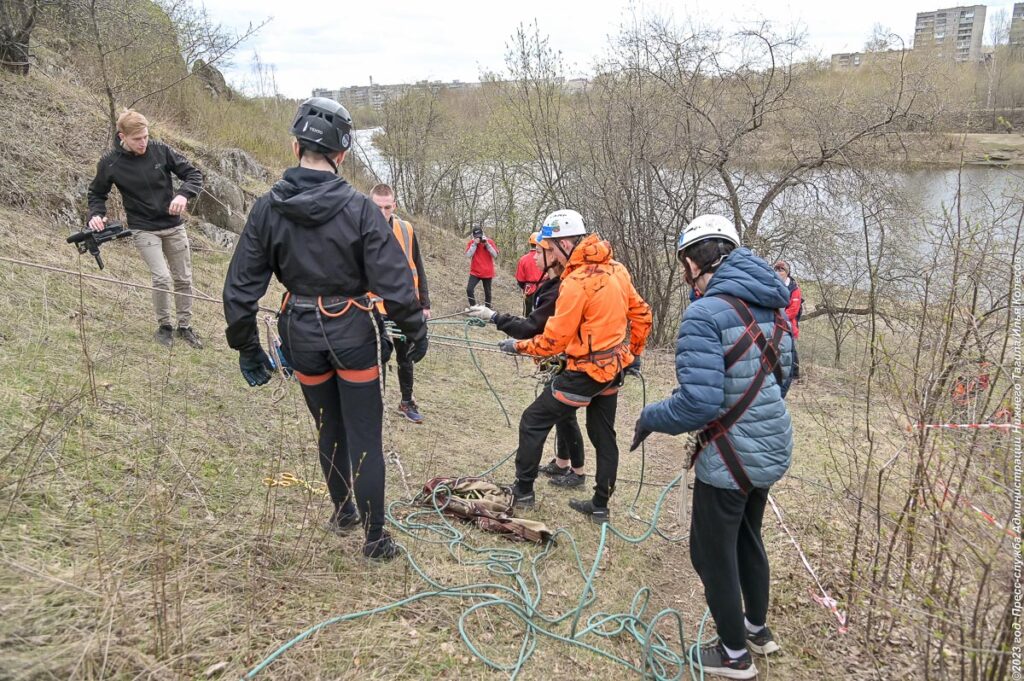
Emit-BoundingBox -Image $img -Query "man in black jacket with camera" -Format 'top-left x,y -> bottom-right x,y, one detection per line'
87,109 -> 204,348
223,97 -> 428,561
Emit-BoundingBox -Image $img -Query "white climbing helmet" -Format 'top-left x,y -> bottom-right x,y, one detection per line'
677,214 -> 741,254
538,209 -> 587,246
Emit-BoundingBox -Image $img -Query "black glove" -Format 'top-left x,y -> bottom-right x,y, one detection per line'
406,333 -> 429,363
239,348 -> 274,387
624,356 -> 642,377
498,339 -> 517,354
629,418 -> 652,452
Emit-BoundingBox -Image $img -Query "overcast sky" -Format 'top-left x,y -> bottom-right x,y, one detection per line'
204,0 -> 1017,98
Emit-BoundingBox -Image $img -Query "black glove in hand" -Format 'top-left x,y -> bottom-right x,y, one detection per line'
629,419 -> 652,452
406,334 -> 429,363
624,356 -> 642,377
239,348 -> 274,387
498,339 -> 517,354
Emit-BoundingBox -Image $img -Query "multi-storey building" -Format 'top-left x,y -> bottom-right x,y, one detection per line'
913,5 -> 987,62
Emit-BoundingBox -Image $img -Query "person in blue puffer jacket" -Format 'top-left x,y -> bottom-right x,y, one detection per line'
632,214 -> 793,680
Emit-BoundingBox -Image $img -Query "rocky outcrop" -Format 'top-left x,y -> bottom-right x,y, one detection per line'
192,59 -> 232,100
191,148 -> 269,234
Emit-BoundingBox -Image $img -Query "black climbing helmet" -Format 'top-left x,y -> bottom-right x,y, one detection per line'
290,97 -> 353,155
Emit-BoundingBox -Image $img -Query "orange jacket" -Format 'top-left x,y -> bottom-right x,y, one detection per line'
371,216 -> 418,313
515,234 -> 652,382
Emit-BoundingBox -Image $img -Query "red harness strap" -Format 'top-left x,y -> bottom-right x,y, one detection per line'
692,295 -> 788,494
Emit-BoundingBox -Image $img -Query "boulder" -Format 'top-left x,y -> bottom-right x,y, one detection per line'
192,169 -> 247,234
193,220 -> 237,249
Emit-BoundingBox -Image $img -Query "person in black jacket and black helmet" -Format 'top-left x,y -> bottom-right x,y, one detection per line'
464,233 -> 587,488
223,97 -> 428,561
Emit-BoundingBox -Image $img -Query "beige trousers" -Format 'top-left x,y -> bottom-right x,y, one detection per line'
133,226 -> 193,328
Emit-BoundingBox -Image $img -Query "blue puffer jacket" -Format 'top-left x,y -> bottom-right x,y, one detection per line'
639,248 -> 794,490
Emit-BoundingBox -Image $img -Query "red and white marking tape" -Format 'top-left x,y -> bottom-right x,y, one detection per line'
936,480 -> 1020,540
913,423 -> 1021,431
768,495 -> 848,633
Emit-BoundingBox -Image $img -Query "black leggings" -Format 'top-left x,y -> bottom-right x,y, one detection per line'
285,345 -> 387,542
689,479 -> 771,650
467,275 -> 493,307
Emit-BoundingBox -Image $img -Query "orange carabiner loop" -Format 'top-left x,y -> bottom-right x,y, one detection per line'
318,296 -> 354,318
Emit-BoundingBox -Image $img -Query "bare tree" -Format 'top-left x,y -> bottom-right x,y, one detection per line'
0,0 -> 38,75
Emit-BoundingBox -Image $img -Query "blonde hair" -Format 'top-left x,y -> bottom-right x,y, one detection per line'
116,109 -> 149,136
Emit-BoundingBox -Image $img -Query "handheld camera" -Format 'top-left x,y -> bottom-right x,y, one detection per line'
67,221 -> 133,270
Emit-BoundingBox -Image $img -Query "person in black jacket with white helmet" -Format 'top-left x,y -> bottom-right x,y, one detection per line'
223,97 -> 428,561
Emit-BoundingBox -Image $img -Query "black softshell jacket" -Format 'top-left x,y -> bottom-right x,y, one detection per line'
223,167 -> 426,354
87,141 -> 203,231
493,277 -> 560,340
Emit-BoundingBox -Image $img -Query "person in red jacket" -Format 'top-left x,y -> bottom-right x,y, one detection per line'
774,260 -> 802,380
466,226 -> 498,308
515,232 -> 544,315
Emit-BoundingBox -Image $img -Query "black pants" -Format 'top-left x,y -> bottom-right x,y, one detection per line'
554,416 -> 585,468
515,370 -> 619,507
689,479 -> 771,651
285,344 -> 387,542
391,335 -> 415,402
792,341 -> 801,379
467,275 -> 492,307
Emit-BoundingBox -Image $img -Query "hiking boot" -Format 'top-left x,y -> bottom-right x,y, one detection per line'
549,469 -> 586,488
325,503 -> 361,535
510,484 -> 535,509
397,400 -> 424,424
176,326 -> 203,349
746,625 -> 780,655
689,642 -> 757,680
154,324 -> 174,347
568,499 -> 610,524
539,458 -> 569,477
363,531 -> 401,561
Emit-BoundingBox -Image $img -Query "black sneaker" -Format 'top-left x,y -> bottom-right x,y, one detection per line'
746,625 -> 780,655
689,642 -> 757,680
154,324 -> 174,347
363,531 -> 401,561
176,326 -> 203,349
568,499 -> 610,524
538,459 -> 569,477
325,504 -> 361,535
549,469 -> 586,488
510,484 -> 535,509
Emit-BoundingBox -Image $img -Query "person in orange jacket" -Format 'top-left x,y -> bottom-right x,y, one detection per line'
498,209 -> 652,523
515,232 -> 544,315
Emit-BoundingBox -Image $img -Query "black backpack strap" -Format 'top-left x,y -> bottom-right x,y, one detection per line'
693,295 -> 788,494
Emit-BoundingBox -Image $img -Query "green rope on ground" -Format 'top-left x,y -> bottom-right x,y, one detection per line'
245,471 -> 716,681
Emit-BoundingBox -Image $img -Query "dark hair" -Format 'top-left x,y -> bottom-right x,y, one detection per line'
680,238 -> 736,274
297,140 -> 338,162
